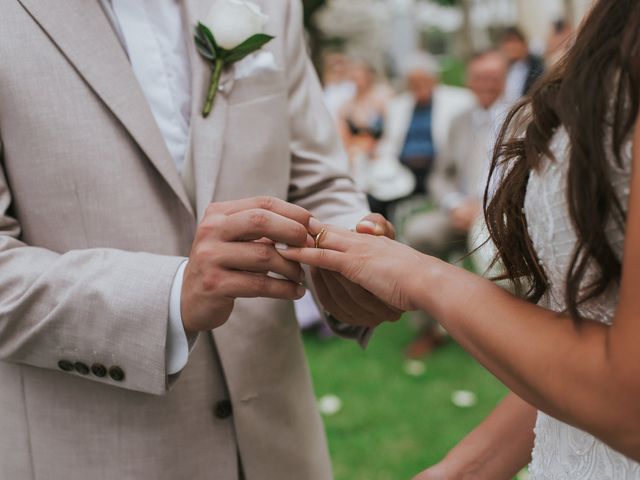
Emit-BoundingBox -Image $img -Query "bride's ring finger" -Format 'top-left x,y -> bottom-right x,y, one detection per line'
312,226 -> 353,252
314,228 -> 328,249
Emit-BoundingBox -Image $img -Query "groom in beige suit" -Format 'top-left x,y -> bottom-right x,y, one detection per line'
0,1 -> 398,479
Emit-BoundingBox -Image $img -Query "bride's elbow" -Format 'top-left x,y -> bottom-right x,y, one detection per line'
595,384 -> 640,462
600,427 -> 640,464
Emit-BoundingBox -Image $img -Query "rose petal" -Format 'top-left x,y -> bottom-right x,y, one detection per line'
318,394 -> 343,416
204,0 -> 268,50
451,390 -> 478,408
403,360 -> 427,377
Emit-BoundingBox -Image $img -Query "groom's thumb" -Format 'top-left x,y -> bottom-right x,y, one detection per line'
356,213 -> 395,239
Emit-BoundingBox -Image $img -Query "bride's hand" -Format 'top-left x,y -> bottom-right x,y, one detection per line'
276,222 -> 438,312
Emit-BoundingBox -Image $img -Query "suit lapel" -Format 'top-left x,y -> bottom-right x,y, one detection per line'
183,0 -> 234,220
17,0 -> 194,217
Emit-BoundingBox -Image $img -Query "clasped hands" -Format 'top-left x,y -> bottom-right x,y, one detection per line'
180,196 -> 403,334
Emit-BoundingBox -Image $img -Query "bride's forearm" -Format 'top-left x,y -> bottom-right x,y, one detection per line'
435,392 -> 536,480
407,257 -> 640,459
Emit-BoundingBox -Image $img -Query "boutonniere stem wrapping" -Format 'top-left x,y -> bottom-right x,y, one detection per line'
195,0 -> 275,118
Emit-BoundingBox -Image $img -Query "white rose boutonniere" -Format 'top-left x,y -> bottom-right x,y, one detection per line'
195,0 -> 275,117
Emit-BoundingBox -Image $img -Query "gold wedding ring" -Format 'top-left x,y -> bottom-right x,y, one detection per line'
314,228 -> 328,249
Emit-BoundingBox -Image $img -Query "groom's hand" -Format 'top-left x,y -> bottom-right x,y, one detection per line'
181,197 -> 313,333
310,214 -> 403,328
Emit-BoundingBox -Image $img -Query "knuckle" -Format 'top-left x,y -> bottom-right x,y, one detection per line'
196,222 -> 215,239
193,245 -> 214,263
249,211 -> 269,229
293,225 -> 308,244
257,196 -> 275,211
252,275 -> 269,292
254,243 -> 273,263
343,260 -> 363,279
204,203 -> 220,217
201,271 -> 221,293
198,215 -> 224,237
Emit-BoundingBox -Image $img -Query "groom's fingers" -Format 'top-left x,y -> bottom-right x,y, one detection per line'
220,209 -> 314,246
277,245 -> 345,273
220,242 -> 305,283
222,271 -> 306,300
356,213 -> 396,239
212,196 -> 312,226
311,269 -> 361,325
317,270 -> 385,326
331,273 -> 402,320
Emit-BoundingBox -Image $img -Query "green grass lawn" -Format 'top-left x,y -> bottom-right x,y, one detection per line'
304,318 -> 509,480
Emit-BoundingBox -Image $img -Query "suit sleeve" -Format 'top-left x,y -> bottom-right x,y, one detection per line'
282,0 -> 372,344
0,144 -> 184,396
283,0 -> 369,228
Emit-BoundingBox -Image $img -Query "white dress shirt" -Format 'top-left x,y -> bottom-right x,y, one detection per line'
504,59 -> 529,103
100,0 -> 193,375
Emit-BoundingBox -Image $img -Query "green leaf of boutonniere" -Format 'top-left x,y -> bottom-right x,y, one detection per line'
219,34 -> 275,63
194,23 -> 275,118
196,23 -> 218,56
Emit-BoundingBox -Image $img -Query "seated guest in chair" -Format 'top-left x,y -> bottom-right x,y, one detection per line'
402,50 -> 510,358
378,52 -> 474,200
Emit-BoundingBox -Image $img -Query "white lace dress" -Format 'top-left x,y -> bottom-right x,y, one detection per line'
524,130 -> 640,478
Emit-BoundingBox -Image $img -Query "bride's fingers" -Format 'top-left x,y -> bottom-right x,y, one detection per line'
314,228 -> 355,252
276,245 -> 346,274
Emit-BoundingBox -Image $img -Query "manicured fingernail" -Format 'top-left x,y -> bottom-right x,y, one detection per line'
275,243 -> 288,251
296,285 -> 306,297
359,220 -> 385,235
358,220 -> 377,231
309,217 -> 322,233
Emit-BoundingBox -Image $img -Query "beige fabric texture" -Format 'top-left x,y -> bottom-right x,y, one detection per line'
0,0 -> 369,479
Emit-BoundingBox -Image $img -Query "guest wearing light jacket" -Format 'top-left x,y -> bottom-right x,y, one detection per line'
402,50 -> 510,358
376,52 -> 475,202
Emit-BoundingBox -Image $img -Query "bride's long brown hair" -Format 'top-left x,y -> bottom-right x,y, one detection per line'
485,0 -> 640,320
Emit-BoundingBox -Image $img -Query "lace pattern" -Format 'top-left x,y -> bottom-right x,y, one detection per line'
524,129 -> 640,479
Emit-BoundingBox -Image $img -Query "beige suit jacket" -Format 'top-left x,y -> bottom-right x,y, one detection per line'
0,1 -> 369,479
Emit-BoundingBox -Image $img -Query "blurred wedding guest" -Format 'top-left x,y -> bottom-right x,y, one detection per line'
402,50 -> 510,358
374,52 -> 474,216
321,50 -> 356,119
500,26 -> 544,102
337,58 -> 393,185
546,19 -> 574,67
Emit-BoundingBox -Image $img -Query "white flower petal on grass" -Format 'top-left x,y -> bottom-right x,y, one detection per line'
318,394 -> 343,416
403,360 -> 427,377
451,390 -> 478,408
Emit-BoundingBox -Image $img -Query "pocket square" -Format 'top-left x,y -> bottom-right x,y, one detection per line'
234,51 -> 280,80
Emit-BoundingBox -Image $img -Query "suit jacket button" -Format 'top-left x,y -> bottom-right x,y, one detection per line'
74,362 -> 90,375
214,400 -> 233,419
58,360 -> 74,372
108,366 -> 125,382
91,363 -> 107,378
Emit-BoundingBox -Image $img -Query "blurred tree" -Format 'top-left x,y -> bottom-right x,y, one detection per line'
302,0 -> 326,28
302,0 -> 328,70
430,0 -> 473,58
